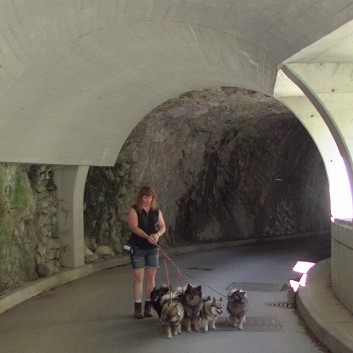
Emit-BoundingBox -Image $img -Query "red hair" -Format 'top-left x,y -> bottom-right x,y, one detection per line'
135,186 -> 157,212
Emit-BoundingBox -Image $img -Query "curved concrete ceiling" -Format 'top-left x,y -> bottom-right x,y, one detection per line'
1,0 -> 353,166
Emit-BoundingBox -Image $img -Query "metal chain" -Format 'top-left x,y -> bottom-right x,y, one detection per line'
162,255 -> 175,302
157,244 -> 227,299
162,254 -> 170,289
159,245 -> 187,289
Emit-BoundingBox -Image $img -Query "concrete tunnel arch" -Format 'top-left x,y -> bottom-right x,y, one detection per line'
277,65 -> 353,221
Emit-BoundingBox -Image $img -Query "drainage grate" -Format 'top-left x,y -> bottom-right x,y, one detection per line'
215,316 -> 282,332
265,302 -> 294,309
226,282 -> 288,292
187,267 -> 213,272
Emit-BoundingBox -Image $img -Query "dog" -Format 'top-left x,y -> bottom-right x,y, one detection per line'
160,291 -> 185,339
181,284 -> 203,332
226,289 -> 248,330
201,296 -> 224,331
150,284 -> 171,318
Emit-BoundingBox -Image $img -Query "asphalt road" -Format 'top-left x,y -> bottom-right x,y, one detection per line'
0,233 -> 331,353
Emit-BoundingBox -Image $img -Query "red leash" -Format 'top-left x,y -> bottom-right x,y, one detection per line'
157,244 -> 227,299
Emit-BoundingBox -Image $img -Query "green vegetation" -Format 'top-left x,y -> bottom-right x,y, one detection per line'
0,165 -> 38,294
10,169 -> 36,218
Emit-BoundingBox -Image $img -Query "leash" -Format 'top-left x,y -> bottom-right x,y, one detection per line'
157,244 -> 227,299
160,245 -> 186,290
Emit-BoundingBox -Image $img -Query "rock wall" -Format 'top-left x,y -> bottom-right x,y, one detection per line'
0,165 -> 59,294
29,166 -> 60,277
84,88 -> 330,250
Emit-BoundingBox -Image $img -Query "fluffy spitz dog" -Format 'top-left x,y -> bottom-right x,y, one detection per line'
227,289 -> 248,330
150,284 -> 171,318
181,284 -> 203,332
201,296 -> 224,331
160,291 -> 185,339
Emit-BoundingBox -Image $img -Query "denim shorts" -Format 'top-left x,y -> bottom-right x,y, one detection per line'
131,247 -> 159,270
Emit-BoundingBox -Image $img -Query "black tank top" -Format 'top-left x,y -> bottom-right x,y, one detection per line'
130,205 -> 160,250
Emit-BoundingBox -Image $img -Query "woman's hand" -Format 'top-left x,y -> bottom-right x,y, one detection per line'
149,233 -> 160,244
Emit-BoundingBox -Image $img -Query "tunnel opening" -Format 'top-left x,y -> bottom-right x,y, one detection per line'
84,87 -> 330,254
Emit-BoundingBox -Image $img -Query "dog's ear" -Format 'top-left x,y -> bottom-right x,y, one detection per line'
197,285 -> 202,291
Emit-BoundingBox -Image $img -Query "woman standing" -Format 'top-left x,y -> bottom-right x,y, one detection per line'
127,186 -> 166,319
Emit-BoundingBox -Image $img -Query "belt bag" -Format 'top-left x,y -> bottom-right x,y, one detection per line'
123,240 -> 138,255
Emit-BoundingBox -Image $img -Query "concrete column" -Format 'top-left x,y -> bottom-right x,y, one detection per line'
331,221 -> 353,312
54,165 -> 89,268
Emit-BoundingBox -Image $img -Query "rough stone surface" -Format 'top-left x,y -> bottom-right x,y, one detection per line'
0,165 -> 38,292
28,166 -> 60,277
95,245 -> 115,259
0,164 -> 60,293
84,88 -> 330,250
84,247 -> 99,263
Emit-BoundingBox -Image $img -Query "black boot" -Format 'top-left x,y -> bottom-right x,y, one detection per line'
134,302 -> 144,319
144,300 -> 153,318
